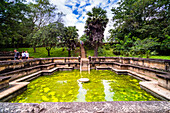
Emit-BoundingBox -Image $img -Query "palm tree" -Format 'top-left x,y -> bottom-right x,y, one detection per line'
85,7 -> 108,56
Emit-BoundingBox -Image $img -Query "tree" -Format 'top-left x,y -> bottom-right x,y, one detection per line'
60,26 -> 78,57
41,23 -> 64,56
28,0 -> 57,53
109,0 -> 170,55
0,0 -> 32,48
85,7 -> 108,56
131,37 -> 159,58
113,33 -> 135,56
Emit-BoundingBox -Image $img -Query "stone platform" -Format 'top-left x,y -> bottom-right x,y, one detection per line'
0,101 -> 170,113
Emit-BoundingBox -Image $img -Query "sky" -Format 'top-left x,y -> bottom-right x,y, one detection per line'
28,0 -> 120,39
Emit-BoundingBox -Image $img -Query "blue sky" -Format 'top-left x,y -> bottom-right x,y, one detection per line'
50,0 -> 119,39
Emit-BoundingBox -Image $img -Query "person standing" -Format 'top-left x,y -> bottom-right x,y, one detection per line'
22,51 -> 26,60
25,51 -> 29,59
14,49 -> 20,60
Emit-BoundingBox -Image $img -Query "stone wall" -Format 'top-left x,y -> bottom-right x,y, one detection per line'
90,57 -> 170,72
89,57 -> 170,80
0,57 -> 80,81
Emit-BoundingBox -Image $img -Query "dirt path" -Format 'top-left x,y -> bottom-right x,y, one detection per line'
80,44 -> 86,58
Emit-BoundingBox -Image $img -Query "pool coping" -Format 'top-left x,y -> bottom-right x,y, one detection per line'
0,101 -> 170,112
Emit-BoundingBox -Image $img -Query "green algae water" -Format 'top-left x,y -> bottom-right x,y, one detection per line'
10,70 -> 159,103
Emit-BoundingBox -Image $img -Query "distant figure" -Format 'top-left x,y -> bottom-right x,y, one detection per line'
25,51 -> 29,59
14,49 -> 20,60
80,40 -> 84,46
22,51 -> 26,60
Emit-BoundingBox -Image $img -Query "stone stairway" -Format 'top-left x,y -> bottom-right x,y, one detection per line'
80,58 -> 90,71
80,44 -> 86,58
80,44 -> 90,71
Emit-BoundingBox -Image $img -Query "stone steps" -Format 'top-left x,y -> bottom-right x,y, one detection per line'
11,71 -> 42,83
80,58 -> 90,71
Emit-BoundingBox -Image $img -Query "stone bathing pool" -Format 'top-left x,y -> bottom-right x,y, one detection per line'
10,70 -> 159,103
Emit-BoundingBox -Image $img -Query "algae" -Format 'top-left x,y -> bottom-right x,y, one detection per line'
10,70 -> 159,103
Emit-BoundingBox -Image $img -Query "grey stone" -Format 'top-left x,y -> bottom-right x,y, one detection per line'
0,101 -> 170,113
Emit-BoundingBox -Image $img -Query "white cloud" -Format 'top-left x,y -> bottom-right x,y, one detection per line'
50,0 -> 120,39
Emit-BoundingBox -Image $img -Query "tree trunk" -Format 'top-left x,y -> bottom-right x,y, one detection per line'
33,46 -> 36,53
46,47 -> 51,56
68,48 -> 71,57
94,43 -> 98,57
47,50 -> 50,56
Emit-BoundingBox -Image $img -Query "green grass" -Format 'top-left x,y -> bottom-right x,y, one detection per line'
86,49 -> 170,60
147,56 -> 170,60
0,47 -> 80,58
0,47 -> 169,60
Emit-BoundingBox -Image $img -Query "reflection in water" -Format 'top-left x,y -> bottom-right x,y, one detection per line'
103,80 -> 114,101
76,81 -> 87,102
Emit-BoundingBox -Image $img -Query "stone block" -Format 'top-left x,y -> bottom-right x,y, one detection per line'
0,76 -> 11,90
156,74 -> 170,90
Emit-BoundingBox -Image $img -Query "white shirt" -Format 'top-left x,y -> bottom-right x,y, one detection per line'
25,53 -> 29,57
22,53 -> 26,57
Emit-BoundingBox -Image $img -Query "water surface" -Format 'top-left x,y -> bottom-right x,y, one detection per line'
10,70 -> 159,103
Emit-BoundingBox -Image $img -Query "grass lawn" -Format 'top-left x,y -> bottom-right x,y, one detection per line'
0,47 -> 80,58
0,47 -> 169,60
86,49 -> 170,60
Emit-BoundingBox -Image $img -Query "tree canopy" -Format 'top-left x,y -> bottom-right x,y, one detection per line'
85,7 -> 109,56
60,26 -> 79,57
109,0 -> 170,56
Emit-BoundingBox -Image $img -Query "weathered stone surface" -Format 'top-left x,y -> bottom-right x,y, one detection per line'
0,76 -> 11,90
0,101 -> 170,113
156,74 -> 170,90
90,57 -> 170,72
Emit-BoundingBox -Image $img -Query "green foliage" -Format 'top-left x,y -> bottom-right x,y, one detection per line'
109,0 -> 170,55
0,0 -> 33,48
131,37 -> 159,58
80,34 -> 89,42
28,0 -> 59,52
104,44 -> 111,50
37,22 -> 64,56
85,7 -> 109,56
60,26 -> 79,57
160,35 -> 170,55
113,34 -> 159,58
113,33 -> 136,56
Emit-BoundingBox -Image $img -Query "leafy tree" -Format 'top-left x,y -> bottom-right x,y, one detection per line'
0,0 -> 32,48
30,22 -> 64,56
28,0 -> 57,53
160,35 -> 170,55
79,34 -> 92,49
109,0 -> 170,55
85,7 -> 108,56
41,23 -> 63,56
131,37 -> 159,58
80,34 -> 89,42
60,26 -> 79,57
113,33 -> 136,56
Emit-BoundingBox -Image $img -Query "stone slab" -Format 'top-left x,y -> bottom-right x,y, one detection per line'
0,82 -> 29,101
0,76 -> 11,82
0,101 -> 170,113
140,81 -> 170,101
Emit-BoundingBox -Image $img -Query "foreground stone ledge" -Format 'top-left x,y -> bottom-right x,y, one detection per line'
0,101 -> 169,113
